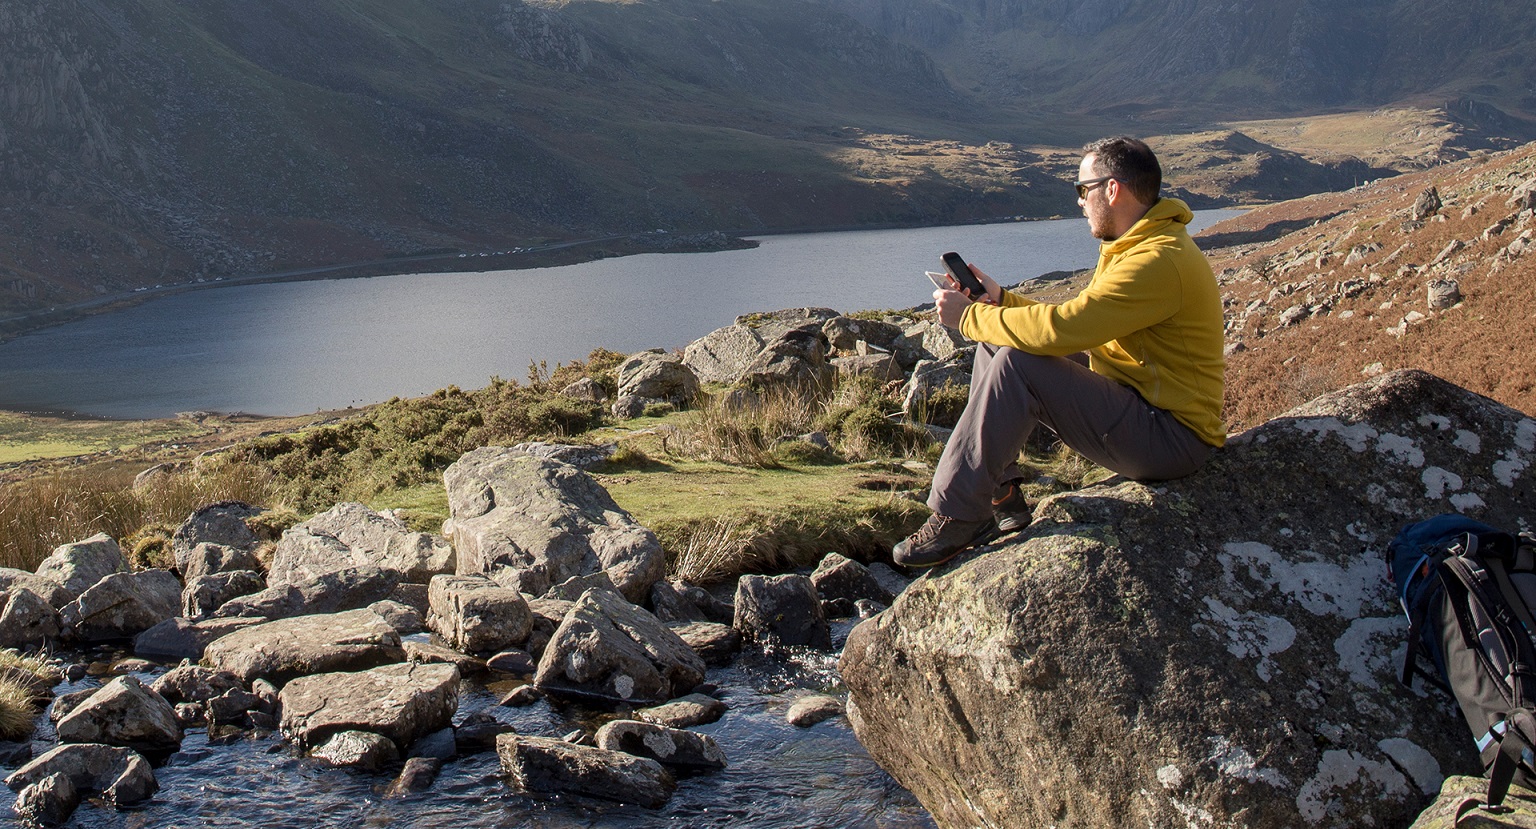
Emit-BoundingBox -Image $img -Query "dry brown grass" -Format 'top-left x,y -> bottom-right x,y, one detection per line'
0,455 -> 277,571
1202,142 -> 1536,433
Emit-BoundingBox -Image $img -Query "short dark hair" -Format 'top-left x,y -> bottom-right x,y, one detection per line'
1082,136 -> 1161,205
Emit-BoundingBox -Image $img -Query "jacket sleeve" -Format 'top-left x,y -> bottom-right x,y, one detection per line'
959,248 -> 1183,355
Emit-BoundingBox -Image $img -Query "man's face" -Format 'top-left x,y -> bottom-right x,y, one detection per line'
1078,154 -> 1116,241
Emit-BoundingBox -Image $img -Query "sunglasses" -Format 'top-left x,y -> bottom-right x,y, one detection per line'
1074,175 -> 1115,199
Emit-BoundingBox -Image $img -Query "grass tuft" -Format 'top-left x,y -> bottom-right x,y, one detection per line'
0,677 -> 37,741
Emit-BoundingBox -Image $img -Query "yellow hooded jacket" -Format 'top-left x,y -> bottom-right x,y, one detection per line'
959,197 -> 1226,447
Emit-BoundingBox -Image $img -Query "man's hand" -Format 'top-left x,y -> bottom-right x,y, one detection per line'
933,263 -> 1000,328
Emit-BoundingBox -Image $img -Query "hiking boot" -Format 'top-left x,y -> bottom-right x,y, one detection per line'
893,513 -> 998,569
992,479 -> 1032,533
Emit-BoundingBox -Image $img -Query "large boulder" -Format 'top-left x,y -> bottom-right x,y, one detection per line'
0,588 -> 61,649
839,370 -> 1531,829
614,350 -> 699,405
5,743 -> 157,808
737,328 -> 835,393
426,574 -> 532,654
60,570 -> 181,642
179,542 -> 261,583
442,447 -> 665,603
269,502 -> 454,585
171,501 -> 263,574
132,617 -> 263,661
821,315 -> 902,355
182,570 -> 265,620
280,662 -> 460,751
682,308 -> 838,385
497,733 -> 676,809
34,534 -> 125,603
202,607 -> 404,686
533,587 -> 705,704
733,574 -> 831,650
54,676 -> 182,754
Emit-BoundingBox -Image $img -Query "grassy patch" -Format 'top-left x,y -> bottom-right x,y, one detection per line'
0,412 -> 209,465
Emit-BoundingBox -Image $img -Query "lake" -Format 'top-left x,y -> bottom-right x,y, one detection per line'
0,213 -> 1239,419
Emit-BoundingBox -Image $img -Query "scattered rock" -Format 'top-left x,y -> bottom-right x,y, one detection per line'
594,719 -> 727,771
786,694 -> 843,727
211,565 -> 398,621
5,743 -> 157,808
738,328 -> 834,392
733,574 -> 831,650
132,617 -> 263,661
810,553 -> 894,607
497,733 -> 676,808
280,662 -> 460,751
149,665 -> 243,706
271,502 -> 454,585
34,534 -> 125,603
203,607 -> 405,686
310,730 -> 400,770
61,570 -> 181,642
615,350 -> 699,405
666,621 -> 742,666
0,588 -> 61,649
54,676 -> 182,754
181,570 -> 265,621
0,570 -> 70,609
171,502 -> 262,575
367,599 -> 423,635
385,756 -> 442,797
485,649 -> 537,675
1411,186 -> 1441,220
402,640 -> 486,675
442,447 -> 665,603
559,377 -> 609,404
179,542 -> 261,583
533,587 -> 705,704
426,573 -> 532,654
499,685 -> 544,707
13,770 -> 78,826
635,693 -> 727,729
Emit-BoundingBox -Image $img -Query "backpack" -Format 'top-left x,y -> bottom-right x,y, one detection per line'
1390,513 -> 1536,822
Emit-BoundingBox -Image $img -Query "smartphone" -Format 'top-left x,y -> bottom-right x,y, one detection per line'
941,251 -> 988,300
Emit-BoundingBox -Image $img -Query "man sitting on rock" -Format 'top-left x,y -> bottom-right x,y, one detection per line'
895,136 -> 1226,567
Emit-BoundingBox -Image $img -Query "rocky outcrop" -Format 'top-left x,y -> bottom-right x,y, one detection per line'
682,308 -> 839,385
202,608 -> 404,686
442,447 -> 665,603
269,502 -> 454,585
280,662 -> 460,751
533,587 -> 705,704
840,370 -> 1528,828
497,733 -> 676,809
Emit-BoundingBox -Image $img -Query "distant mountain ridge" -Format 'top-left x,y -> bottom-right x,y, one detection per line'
2,0 -> 1535,322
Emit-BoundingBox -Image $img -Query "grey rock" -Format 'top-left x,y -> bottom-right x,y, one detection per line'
368,599 -> 423,636
865,562 -> 911,598
280,662 -> 459,751
615,350 -> 699,405
854,598 -> 887,618
310,730 -> 399,770
666,621 -> 742,666
533,587 -> 705,704
61,570 -> 181,643
182,570 -> 265,621
594,719 -> 727,770
831,353 -> 904,383
55,676 -> 181,754
14,770 -> 78,826
650,579 -> 707,624
545,571 -> 618,601
5,743 -> 157,808
839,369 -> 1530,828
202,608 -> 405,686
512,441 -> 617,471
149,665 -> 242,705
1411,185 -> 1442,220
1409,775 -> 1536,827
205,688 -> 260,725
34,534 -> 125,603
1427,278 -> 1462,310
172,702 -> 204,728
811,552 -> 895,607
385,756 -> 441,796
497,733 -> 676,808
212,565 -> 397,621
272,502 -> 454,585
822,315 -> 902,354
251,679 -> 279,714
171,502 -> 262,574
559,377 -> 609,403
485,649 -> 537,675
610,393 -> 660,419
403,640 -> 486,675
738,328 -> 834,392
684,308 -> 838,384
0,587 -> 61,649
921,322 -> 970,362
48,689 -> 98,724
636,693 -> 727,729
132,616 -> 263,661
426,573 -> 532,653
786,694 -> 843,727
442,447 -> 665,604
733,574 -> 831,649
408,727 -> 457,761
902,352 -> 972,421
388,582 -> 430,616
499,685 -> 545,707
0,569 -> 69,608
180,542 -> 260,583
456,710 -> 519,753
0,740 -> 33,766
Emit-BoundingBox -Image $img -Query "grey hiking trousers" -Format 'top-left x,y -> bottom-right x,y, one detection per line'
929,344 -> 1215,522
